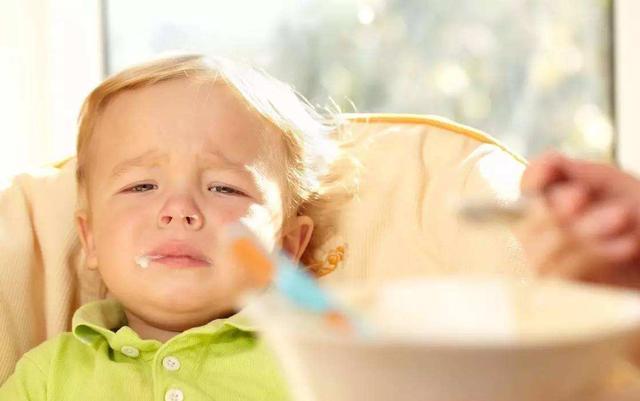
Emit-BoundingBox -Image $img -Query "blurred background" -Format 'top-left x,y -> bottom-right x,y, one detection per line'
1,0 -> 638,184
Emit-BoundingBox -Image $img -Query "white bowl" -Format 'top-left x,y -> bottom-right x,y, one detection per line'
251,277 -> 640,401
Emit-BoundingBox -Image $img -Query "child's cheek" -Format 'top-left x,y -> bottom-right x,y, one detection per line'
238,203 -> 281,252
204,198 -> 280,248
94,204 -> 150,254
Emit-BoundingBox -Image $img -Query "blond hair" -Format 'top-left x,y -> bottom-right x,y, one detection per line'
75,54 -> 357,274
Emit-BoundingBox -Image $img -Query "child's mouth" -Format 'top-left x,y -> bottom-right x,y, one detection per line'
136,241 -> 212,269
151,255 -> 211,268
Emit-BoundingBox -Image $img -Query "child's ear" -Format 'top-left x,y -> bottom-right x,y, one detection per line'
281,215 -> 314,263
75,210 -> 98,270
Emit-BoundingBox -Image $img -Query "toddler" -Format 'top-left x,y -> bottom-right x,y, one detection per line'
0,54 -> 352,401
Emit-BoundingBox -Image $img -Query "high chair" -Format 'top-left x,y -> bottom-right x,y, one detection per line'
0,113 -> 532,382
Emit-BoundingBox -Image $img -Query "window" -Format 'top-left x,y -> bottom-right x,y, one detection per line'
2,1 -> 634,185
104,0 -> 614,161
0,0 -> 102,183
614,0 -> 640,174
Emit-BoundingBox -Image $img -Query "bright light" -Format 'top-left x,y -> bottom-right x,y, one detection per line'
358,5 -> 375,25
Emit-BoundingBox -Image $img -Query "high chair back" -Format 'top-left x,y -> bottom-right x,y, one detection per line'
307,114 -> 528,283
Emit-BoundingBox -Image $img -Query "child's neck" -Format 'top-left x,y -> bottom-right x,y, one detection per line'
124,311 -> 181,343
123,308 -> 238,343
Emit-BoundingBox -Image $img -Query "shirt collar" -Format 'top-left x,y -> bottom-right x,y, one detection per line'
72,299 -> 258,353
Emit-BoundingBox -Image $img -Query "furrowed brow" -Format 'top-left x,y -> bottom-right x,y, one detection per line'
109,150 -> 168,181
198,150 -> 248,172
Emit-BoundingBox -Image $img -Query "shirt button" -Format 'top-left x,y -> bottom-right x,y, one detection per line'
165,388 -> 184,401
162,356 -> 181,371
120,345 -> 140,358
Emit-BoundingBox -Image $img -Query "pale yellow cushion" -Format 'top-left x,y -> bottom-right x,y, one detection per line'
0,159 -> 103,382
0,114 -> 528,383
314,114 -> 530,284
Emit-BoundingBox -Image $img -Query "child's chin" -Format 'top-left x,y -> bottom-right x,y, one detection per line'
153,290 -> 237,319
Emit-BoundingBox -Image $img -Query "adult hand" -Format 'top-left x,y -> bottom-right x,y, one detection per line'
518,152 -> 640,288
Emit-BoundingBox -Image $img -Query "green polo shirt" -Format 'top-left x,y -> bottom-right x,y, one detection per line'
0,299 -> 291,401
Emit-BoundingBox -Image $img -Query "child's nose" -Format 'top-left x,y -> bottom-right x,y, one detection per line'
158,213 -> 203,230
158,199 -> 204,230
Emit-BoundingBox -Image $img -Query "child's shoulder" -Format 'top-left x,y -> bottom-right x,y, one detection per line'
21,331 -> 91,374
1,333 -> 90,399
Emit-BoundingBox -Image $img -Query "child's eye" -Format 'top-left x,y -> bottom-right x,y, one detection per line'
127,183 -> 158,193
208,185 -> 245,196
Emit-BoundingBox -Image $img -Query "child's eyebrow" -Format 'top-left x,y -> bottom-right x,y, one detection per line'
109,150 -> 168,181
108,149 -> 250,181
198,150 -> 248,173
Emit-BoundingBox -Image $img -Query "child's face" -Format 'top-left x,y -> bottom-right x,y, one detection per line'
76,79 -> 311,330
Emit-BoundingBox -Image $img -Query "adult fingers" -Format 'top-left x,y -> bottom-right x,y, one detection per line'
591,235 -> 640,265
521,151 -> 567,194
572,202 -> 636,240
546,182 -> 592,222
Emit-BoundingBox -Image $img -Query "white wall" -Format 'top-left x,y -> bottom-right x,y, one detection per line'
614,0 -> 640,175
0,0 -> 103,182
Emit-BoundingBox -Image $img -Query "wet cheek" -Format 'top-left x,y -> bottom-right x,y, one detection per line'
93,208 -> 151,258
